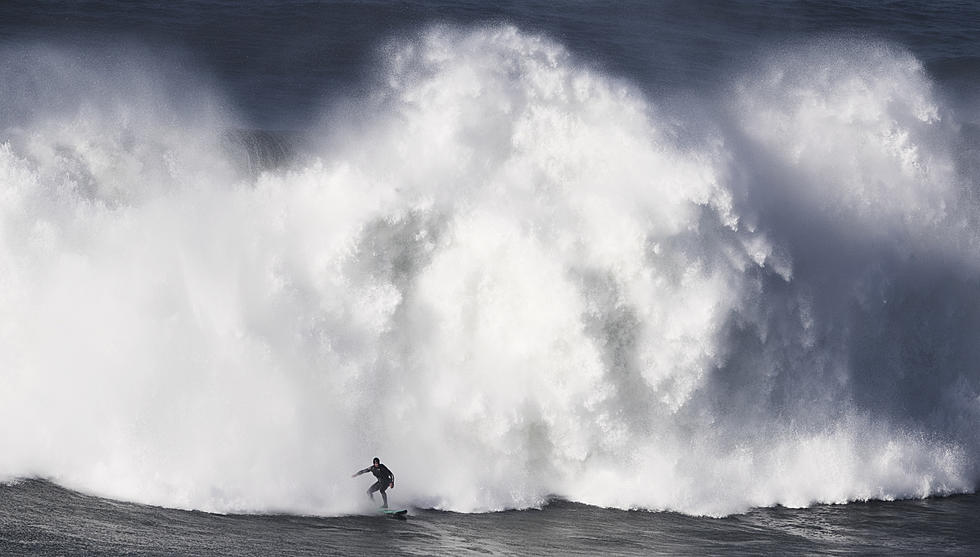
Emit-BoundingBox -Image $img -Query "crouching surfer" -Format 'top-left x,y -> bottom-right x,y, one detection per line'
352,457 -> 395,508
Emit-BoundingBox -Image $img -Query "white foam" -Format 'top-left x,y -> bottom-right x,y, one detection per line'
0,27 -> 977,516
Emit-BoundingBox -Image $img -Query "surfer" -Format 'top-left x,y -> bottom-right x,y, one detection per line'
352,457 -> 395,508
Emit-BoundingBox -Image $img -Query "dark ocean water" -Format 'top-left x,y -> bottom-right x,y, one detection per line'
2,480 -> 979,556
2,1 -> 980,555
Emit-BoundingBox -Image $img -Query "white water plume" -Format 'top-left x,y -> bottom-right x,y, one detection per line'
0,27 -> 977,517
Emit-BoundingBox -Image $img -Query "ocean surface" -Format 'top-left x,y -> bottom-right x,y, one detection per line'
2,1 -> 979,555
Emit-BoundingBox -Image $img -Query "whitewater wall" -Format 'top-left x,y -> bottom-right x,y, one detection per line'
1,26 -> 978,517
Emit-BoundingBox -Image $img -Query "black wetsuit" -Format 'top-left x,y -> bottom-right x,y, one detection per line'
357,463 -> 395,507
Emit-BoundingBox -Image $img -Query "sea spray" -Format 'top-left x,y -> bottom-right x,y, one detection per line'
0,26 -> 977,517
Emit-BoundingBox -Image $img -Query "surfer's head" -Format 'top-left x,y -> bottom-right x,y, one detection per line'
373,457 -> 380,465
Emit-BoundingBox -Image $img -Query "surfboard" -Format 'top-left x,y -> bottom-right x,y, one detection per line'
380,508 -> 408,519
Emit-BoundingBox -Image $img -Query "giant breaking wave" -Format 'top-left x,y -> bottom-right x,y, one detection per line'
1,26 -> 978,517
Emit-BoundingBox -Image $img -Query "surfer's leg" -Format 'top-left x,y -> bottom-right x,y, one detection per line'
367,481 -> 382,501
379,486 -> 388,508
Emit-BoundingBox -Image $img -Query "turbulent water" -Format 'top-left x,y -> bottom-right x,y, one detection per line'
1,1 -> 979,552
3,478 -> 979,556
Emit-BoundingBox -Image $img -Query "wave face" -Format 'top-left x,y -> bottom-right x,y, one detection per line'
1,27 -> 978,517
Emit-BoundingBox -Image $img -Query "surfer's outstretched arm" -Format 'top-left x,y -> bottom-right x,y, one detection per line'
351,467 -> 371,478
